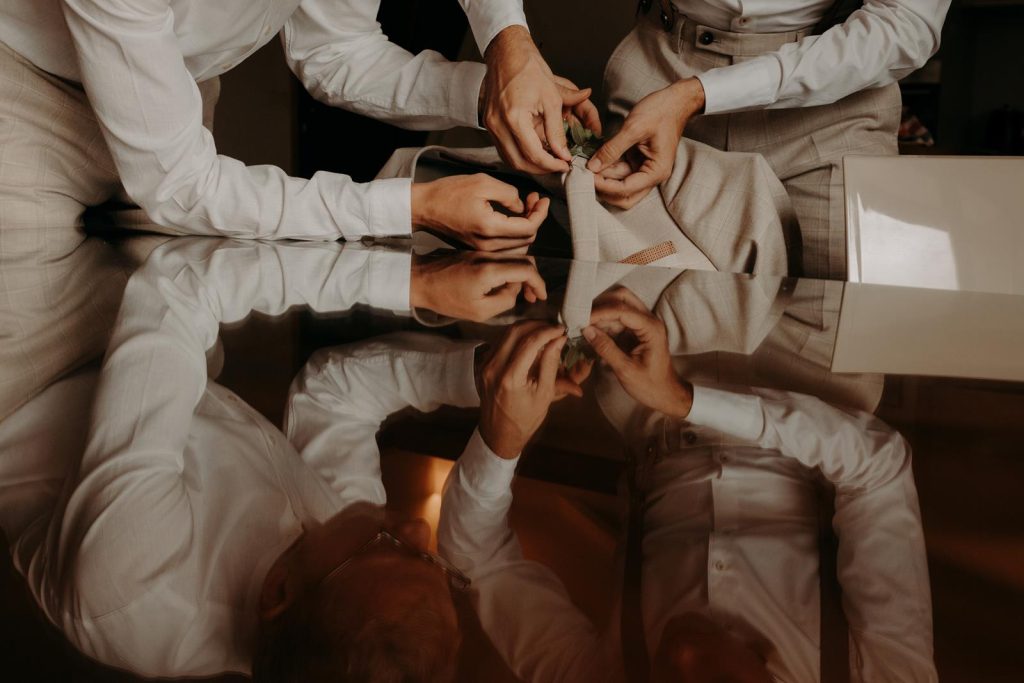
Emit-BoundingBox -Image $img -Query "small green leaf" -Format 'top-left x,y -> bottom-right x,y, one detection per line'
560,336 -> 595,371
570,120 -> 584,146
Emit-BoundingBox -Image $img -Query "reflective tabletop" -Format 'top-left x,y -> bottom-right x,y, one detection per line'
1,236 -> 1022,683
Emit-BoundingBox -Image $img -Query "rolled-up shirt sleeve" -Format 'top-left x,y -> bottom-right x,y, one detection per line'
49,239 -> 412,660
285,334 -> 482,506
698,0 -> 950,114
439,429 -> 616,683
284,0 -> 488,130
61,0 -> 415,241
458,0 -> 529,55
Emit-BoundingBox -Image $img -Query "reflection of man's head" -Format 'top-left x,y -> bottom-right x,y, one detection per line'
653,612 -> 772,683
253,504 -> 462,682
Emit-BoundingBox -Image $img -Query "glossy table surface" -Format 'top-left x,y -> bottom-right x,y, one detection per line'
1,235 -> 1022,683
845,155 -> 1024,296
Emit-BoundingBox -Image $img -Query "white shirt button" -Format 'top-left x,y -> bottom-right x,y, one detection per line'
714,560 -> 726,571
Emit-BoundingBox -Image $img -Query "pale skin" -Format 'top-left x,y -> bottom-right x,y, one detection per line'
588,78 -> 706,210
260,321 -> 589,617
410,176 -> 550,252
481,26 -> 603,174
407,29 -> 701,239
476,320 -> 591,458
406,25 -> 604,249
410,250 -> 548,323
582,287 -> 694,418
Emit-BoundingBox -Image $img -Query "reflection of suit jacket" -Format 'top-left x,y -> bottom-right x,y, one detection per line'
376,143 -> 799,276
653,274 -> 883,414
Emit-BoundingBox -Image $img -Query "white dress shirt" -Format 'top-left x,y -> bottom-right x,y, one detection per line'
0,0 -> 526,239
440,379 -> 937,682
0,239 -> 488,677
672,0 -> 951,114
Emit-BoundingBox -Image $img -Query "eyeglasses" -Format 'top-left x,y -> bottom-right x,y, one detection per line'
319,530 -> 471,592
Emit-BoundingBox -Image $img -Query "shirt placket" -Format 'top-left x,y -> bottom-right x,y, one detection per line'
708,444 -> 740,616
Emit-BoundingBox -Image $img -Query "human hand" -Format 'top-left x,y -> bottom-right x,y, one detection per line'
582,288 -> 692,418
481,26 -> 602,174
410,251 -> 547,322
411,174 -> 549,251
476,321 -> 582,458
586,78 -> 705,209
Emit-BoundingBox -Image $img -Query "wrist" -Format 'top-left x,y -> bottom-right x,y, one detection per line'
485,25 -> 532,63
660,377 -> 694,419
410,182 -> 437,232
479,422 -> 523,460
669,78 -> 706,121
409,256 -> 428,310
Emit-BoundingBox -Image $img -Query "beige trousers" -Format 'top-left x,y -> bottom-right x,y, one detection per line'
0,41 -> 217,418
605,10 -> 902,280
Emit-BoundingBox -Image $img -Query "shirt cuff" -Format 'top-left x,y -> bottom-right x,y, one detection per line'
465,3 -> 529,56
458,428 -> 519,497
445,343 -> 484,408
363,249 -> 412,312
685,385 -> 765,443
360,177 -> 413,238
697,57 -> 783,114
448,60 -> 488,129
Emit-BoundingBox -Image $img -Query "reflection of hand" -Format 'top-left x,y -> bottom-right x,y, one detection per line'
477,321 -> 581,458
558,347 -> 594,400
583,288 -> 693,418
411,174 -> 549,251
586,78 -> 704,209
410,251 -> 547,322
481,26 -> 602,174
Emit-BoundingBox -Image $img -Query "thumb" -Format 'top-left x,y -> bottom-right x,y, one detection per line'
559,86 -> 592,107
582,326 -> 632,376
479,175 -> 525,214
587,125 -> 639,173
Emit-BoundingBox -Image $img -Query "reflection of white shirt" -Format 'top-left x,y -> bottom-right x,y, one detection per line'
441,381 -> 936,683
0,0 -> 525,238
0,240 -> 484,678
669,0 -> 950,114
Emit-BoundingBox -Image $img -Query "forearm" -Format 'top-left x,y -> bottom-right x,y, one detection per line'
139,157 -> 415,242
439,429 -> 610,682
439,429 -> 519,575
63,0 -> 414,240
835,464 -> 935,681
697,0 -> 950,113
686,385 -> 909,491
286,334 -> 482,498
460,0 -> 529,56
